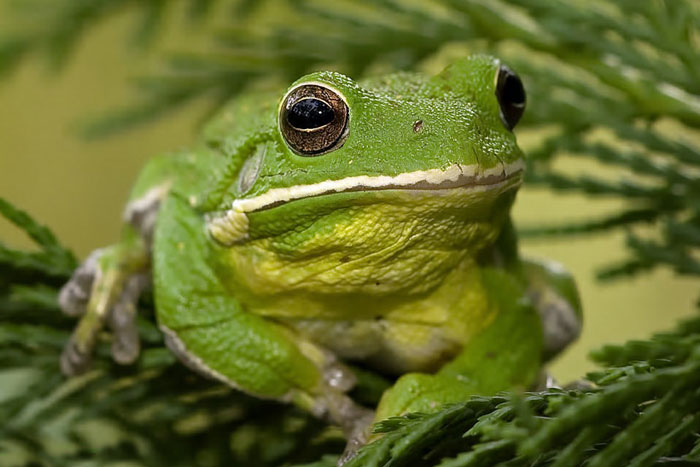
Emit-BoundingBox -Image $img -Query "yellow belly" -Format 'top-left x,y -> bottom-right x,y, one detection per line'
279,258 -> 495,375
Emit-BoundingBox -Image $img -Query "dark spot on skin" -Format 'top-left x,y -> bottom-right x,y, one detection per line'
375,281 -> 381,286
339,255 -> 351,263
485,352 -> 497,359
374,315 -> 382,321
413,120 -> 424,133
206,140 -> 223,151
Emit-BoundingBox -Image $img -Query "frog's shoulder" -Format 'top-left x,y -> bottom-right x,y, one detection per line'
359,71 -> 436,100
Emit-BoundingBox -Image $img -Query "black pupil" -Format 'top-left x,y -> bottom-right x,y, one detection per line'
502,72 -> 525,106
288,98 -> 335,129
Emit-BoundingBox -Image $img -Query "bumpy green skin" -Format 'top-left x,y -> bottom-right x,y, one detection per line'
63,55 -> 582,437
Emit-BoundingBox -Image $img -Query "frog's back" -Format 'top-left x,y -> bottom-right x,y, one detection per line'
360,71 -> 435,99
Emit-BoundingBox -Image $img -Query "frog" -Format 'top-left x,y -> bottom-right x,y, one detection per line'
58,54 -> 582,459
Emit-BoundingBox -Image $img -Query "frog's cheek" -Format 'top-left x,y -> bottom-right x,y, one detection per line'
207,209 -> 249,245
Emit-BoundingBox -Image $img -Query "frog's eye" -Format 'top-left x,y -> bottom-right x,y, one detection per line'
495,65 -> 526,130
279,83 -> 349,155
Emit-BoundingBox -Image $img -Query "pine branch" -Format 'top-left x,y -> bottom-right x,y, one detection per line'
333,313 -> 700,467
0,0 -> 225,77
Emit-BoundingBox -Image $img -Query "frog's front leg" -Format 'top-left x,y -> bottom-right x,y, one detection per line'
59,154 -> 179,375
373,268 -> 543,422
153,193 -> 374,445
486,217 -> 582,363
59,167 -> 171,375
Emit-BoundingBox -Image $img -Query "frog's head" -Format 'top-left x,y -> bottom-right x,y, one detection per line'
208,55 -> 527,296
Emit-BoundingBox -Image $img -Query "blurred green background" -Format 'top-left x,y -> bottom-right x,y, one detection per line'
0,3 -> 697,385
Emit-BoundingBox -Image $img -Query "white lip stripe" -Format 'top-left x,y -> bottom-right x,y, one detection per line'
231,159 -> 525,213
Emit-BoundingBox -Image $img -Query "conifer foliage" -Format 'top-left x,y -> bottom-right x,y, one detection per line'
1,0 -> 699,466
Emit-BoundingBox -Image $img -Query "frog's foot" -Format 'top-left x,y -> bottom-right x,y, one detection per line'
59,247 -> 149,376
60,186 -> 161,376
532,370 -> 560,391
531,287 -> 581,360
338,411 -> 374,465
307,358 -> 374,465
318,390 -> 374,466
521,258 -> 583,361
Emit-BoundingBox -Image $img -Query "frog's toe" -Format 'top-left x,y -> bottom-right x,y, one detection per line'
323,359 -> 357,393
537,295 -> 581,360
532,370 -> 559,390
61,243 -> 149,376
314,391 -> 373,465
61,334 -> 94,376
337,408 -> 374,465
108,273 -> 149,364
58,249 -> 103,317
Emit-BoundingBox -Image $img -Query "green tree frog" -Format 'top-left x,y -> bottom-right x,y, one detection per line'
59,55 -> 581,457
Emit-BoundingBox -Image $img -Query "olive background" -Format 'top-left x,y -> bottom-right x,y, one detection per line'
0,8 -> 697,383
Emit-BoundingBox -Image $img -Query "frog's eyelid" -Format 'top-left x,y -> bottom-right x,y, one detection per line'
280,81 -> 349,110
231,159 -> 524,213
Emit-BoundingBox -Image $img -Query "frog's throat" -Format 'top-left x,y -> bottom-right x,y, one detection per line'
208,159 -> 524,246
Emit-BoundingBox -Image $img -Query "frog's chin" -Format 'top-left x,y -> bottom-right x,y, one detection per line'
207,159 -> 524,246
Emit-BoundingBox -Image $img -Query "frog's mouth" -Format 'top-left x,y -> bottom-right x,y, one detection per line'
237,159 -> 523,212
207,159 -> 524,246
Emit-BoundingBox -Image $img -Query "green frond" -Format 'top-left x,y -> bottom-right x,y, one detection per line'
339,313 -> 700,467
